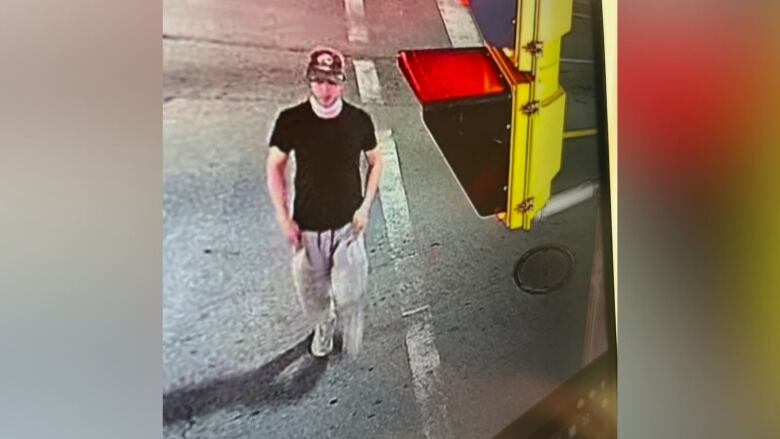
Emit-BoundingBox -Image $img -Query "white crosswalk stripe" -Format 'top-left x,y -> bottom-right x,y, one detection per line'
376,129 -> 412,256
434,0 -> 483,47
344,0 -> 369,43
376,127 -> 452,439
406,313 -> 452,439
353,59 -> 384,104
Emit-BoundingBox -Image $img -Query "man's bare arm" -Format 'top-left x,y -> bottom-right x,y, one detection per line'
267,147 -> 301,248
361,148 -> 384,211
267,147 -> 290,223
352,147 -> 384,233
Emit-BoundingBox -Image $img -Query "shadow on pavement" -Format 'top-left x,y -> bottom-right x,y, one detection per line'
163,335 -> 327,424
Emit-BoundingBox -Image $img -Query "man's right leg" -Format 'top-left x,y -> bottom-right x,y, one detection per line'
292,231 -> 335,357
331,225 -> 369,358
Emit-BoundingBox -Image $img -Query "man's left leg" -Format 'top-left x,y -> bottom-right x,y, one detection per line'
292,231 -> 337,357
331,224 -> 369,357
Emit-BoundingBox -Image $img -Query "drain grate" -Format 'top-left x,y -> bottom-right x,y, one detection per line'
514,245 -> 575,294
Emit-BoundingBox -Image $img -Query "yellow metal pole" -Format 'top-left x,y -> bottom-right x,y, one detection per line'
563,128 -> 598,140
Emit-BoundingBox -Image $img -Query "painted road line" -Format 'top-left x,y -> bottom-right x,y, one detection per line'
374,104 -> 449,439
402,304 -> 430,318
562,57 -> 595,64
344,0 -> 369,43
376,130 -> 413,256
406,313 -> 451,439
434,0 -> 483,47
353,59 -> 384,104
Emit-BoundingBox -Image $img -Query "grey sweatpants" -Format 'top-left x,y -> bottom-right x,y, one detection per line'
292,223 -> 368,356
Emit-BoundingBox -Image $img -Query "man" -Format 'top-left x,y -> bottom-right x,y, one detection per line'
266,47 -> 384,358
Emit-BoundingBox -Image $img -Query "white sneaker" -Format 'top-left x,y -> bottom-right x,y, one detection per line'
310,317 -> 335,358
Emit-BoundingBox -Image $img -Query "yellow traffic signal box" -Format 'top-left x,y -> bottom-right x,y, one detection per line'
399,0 -> 572,230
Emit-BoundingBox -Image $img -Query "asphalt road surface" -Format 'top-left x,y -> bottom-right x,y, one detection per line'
163,0 -> 605,438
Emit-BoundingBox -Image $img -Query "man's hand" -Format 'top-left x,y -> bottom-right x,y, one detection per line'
281,218 -> 302,250
352,205 -> 370,235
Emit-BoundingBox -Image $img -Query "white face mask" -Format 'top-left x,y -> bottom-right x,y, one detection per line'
309,96 -> 343,119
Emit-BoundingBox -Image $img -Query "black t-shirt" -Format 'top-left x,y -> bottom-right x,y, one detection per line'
269,100 -> 377,231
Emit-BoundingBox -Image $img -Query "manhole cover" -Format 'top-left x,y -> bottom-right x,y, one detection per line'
514,245 -> 575,294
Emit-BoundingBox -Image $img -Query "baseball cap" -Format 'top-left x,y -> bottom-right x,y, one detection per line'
306,47 -> 346,83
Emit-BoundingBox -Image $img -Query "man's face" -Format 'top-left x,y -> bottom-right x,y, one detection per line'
310,78 -> 344,107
